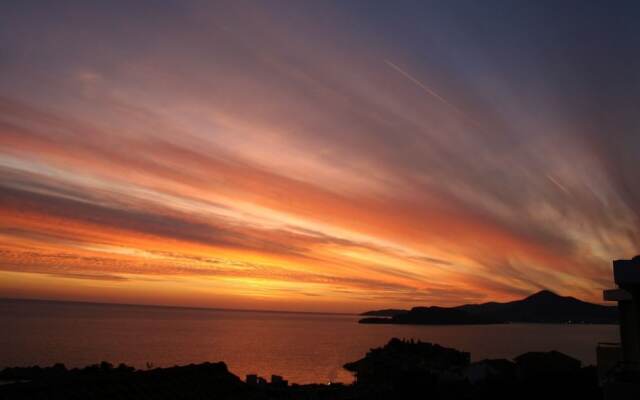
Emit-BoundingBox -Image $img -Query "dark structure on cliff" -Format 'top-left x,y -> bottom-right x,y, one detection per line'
599,255 -> 640,399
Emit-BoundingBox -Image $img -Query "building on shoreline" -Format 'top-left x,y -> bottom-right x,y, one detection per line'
599,256 -> 640,398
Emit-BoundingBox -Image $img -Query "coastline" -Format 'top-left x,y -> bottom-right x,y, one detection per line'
0,338 -> 609,400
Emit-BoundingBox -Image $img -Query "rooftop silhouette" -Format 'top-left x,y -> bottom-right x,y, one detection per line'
0,338 -> 605,400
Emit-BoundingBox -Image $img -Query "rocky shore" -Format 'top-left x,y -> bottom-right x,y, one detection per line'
0,338 -> 604,399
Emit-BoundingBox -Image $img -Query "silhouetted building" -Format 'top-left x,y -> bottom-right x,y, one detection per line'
464,359 -> 516,384
600,256 -> 640,399
514,351 -> 580,380
271,374 -> 288,388
245,373 -> 267,385
246,373 -> 287,388
246,374 -> 258,385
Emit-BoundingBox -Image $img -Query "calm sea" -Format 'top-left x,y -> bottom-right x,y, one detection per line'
0,299 -> 619,384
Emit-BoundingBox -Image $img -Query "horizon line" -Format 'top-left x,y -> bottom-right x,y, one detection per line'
0,297 -> 359,317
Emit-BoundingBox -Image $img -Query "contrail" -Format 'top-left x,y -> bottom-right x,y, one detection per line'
546,174 -> 571,195
384,60 -> 455,108
384,60 -> 482,128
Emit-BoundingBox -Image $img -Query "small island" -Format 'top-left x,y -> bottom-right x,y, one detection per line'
359,290 -> 618,325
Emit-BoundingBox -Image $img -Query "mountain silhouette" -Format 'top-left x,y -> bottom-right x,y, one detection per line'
360,290 -> 618,325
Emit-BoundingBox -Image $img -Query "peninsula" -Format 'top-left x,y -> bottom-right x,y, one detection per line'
360,290 -> 618,325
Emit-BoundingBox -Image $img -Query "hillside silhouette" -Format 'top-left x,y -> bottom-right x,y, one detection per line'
360,290 -> 618,325
0,338 -> 607,400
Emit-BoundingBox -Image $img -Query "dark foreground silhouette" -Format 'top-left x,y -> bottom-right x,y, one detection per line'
361,290 -> 618,325
0,338 -> 605,400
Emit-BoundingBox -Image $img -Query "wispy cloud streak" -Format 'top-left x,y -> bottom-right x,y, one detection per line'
0,0 -> 638,311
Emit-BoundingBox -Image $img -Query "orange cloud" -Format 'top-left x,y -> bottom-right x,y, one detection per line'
1,1 -> 637,312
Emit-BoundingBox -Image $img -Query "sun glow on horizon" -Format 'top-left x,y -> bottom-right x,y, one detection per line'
1,1 -> 638,313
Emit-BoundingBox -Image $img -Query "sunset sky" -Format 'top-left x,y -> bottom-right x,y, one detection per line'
1,0 -> 638,312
